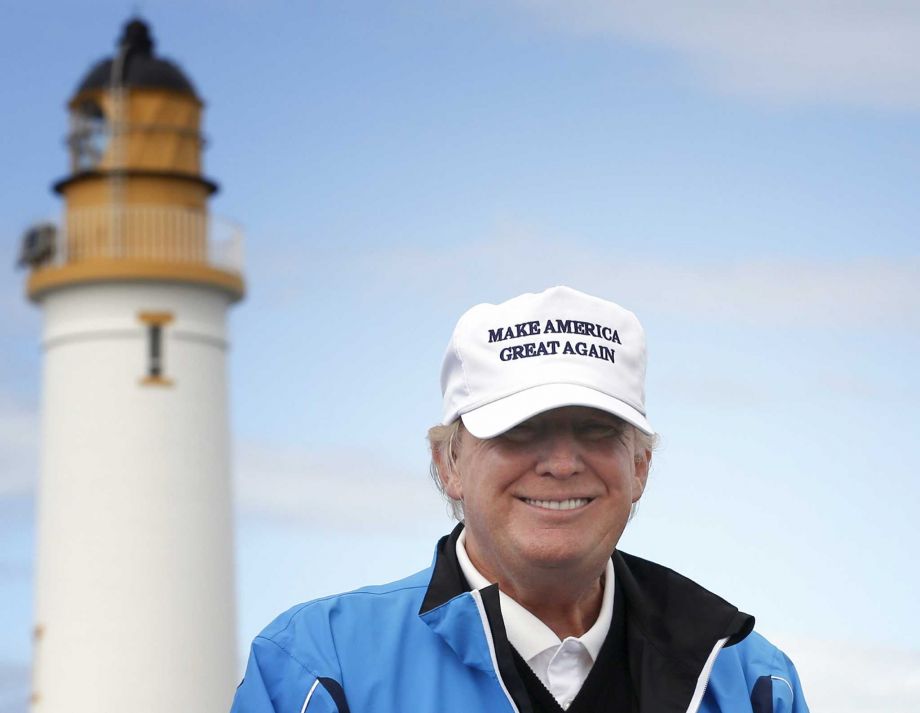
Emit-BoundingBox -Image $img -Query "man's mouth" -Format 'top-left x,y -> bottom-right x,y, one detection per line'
520,497 -> 592,511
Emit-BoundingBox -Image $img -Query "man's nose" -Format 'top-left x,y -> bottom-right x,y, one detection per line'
535,432 -> 583,479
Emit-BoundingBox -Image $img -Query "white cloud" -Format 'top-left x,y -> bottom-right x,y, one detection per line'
234,440 -> 452,534
781,635 -> 920,712
349,228 -> 920,330
504,0 -> 920,110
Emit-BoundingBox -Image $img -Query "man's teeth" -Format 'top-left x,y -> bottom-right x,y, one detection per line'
522,498 -> 590,511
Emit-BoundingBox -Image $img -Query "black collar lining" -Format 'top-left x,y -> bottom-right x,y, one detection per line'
419,523 -> 470,615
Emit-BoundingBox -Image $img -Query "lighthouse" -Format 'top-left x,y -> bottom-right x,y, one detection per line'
21,19 -> 241,711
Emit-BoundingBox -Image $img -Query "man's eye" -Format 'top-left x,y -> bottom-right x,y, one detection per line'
579,422 -> 620,439
502,425 -> 537,442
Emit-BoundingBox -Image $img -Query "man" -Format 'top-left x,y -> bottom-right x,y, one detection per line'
231,286 -> 808,712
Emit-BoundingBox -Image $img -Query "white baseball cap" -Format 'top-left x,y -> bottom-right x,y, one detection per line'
440,286 -> 654,438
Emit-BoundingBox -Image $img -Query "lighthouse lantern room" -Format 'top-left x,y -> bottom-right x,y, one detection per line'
22,18 -> 242,712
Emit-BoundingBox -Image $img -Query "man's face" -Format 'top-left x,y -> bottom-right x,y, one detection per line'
441,406 -> 650,583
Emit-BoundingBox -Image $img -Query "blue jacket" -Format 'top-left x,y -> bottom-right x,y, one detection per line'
232,527 -> 808,713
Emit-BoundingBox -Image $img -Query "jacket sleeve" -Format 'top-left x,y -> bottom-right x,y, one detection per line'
750,649 -> 809,713
773,650 -> 809,713
230,636 -> 339,713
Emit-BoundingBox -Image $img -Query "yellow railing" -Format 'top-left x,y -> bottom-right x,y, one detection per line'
51,205 -> 244,274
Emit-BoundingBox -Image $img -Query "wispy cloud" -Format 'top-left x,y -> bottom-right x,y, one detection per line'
781,635 -> 920,712
234,440 -> 452,534
503,1 -> 920,110
345,228 -> 920,330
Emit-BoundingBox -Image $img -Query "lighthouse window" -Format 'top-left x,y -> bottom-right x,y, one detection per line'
69,101 -> 109,172
138,311 -> 174,386
148,324 -> 163,378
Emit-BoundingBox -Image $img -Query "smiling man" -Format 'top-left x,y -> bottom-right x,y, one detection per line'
231,286 -> 808,713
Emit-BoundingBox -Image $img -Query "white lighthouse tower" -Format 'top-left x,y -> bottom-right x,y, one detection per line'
21,19 -> 242,712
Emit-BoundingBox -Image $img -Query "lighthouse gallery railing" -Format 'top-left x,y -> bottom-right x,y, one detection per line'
46,205 -> 244,275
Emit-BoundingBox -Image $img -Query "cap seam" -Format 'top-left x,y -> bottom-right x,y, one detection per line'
453,321 -> 473,411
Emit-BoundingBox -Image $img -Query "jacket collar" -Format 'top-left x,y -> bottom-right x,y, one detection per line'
418,525 -> 496,675
418,524 -> 532,709
418,524 -> 754,713
614,551 -> 754,712
419,524 -> 469,615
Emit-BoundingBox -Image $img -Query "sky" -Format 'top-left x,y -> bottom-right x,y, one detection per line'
1,1 -> 919,711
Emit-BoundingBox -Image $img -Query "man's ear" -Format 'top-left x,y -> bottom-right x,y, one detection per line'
632,449 -> 651,504
434,444 -> 462,500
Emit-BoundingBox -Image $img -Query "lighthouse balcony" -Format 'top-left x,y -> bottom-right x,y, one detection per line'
25,205 -> 245,302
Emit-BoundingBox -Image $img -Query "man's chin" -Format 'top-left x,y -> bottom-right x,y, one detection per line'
513,539 -> 607,573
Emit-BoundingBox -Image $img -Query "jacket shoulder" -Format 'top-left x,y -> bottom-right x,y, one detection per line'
723,630 -> 801,680
232,566 -> 436,712
708,631 -> 809,712
257,566 -> 433,668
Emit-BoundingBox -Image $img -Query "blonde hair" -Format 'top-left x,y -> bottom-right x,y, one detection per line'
428,420 -> 466,520
427,418 -> 658,522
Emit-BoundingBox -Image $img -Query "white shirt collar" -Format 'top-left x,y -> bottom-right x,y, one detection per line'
455,528 -> 614,662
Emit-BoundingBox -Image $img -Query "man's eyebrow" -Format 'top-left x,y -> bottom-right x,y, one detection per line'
580,414 -> 624,425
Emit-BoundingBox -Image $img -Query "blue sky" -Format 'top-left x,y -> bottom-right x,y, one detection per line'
2,2 -> 919,711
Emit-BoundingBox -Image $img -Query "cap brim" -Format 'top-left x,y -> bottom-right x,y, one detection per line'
459,383 -> 654,439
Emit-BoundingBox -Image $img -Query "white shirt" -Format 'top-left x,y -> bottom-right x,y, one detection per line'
456,530 -> 614,710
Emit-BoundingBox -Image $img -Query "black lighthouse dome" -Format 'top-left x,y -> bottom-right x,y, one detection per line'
75,19 -> 198,97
